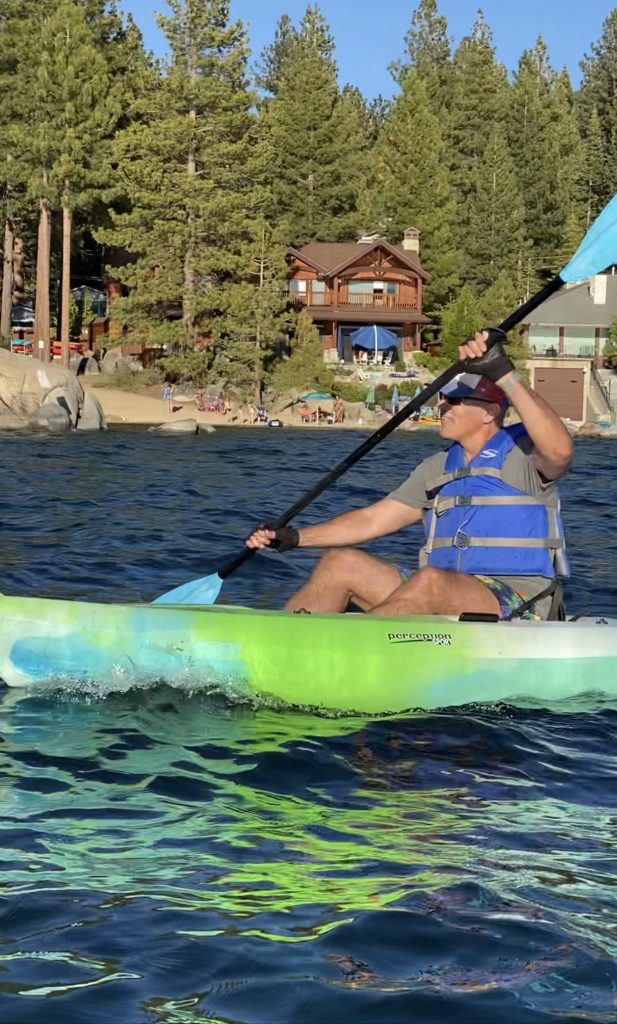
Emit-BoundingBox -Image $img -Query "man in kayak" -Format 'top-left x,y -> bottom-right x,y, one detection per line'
246,333 -> 573,620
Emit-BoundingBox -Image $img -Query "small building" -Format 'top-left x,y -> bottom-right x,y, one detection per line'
287,228 -> 431,364
523,274 -> 617,423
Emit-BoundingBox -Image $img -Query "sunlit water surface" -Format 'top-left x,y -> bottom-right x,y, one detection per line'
0,427 -> 616,1024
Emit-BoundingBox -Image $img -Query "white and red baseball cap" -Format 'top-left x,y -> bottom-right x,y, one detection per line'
440,372 -> 508,406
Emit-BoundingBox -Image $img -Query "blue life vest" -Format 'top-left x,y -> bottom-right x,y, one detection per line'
421,425 -> 569,577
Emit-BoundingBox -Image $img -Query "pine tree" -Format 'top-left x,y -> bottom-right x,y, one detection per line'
448,12 -> 508,252
100,0 -> 270,362
392,0 -> 452,115
211,220 -> 293,402
579,9 -> 617,184
582,107 -> 608,226
26,0 -> 118,364
550,70 -> 586,253
465,124 -> 526,292
367,69 -> 458,307
255,13 -> 297,94
271,309 -> 334,393
0,0 -> 55,343
508,39 -> 566,274
262,5 -> 367,242
438,284 -> 483,361
478,270 -> 527,363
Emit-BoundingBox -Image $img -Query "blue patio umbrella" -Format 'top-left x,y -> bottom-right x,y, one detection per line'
350,324 -> 398,358
365,384 -> 375,406
391,385 -> 400,405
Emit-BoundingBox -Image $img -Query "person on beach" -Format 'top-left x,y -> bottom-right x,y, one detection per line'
245,332 -> 573,621
162,382 -> 174,414
334,395 -> 345,423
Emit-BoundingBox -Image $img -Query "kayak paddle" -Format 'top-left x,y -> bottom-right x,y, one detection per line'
153,193 -> 617,605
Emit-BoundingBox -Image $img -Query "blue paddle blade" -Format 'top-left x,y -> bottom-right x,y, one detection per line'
561,193 -> 617,282
152,573 -> 223,605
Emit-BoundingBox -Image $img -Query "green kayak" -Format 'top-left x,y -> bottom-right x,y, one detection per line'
0,594 -> 615,713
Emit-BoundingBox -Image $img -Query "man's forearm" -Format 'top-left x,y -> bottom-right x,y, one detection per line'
297,507 -> 381,547
499,371 -> 573,472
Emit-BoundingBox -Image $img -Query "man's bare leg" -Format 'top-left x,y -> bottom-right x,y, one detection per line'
370,567 -> 501,617
285,548 -> 402,613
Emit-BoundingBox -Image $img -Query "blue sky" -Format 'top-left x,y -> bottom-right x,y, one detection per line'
121,0 -> 611,99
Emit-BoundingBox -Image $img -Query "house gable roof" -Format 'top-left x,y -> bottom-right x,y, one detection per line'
287,239 -> 428,280
526,276 -> 617,327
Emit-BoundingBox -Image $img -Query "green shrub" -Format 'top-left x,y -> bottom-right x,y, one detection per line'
334,381 -> 369,403
92,364 -> 163,391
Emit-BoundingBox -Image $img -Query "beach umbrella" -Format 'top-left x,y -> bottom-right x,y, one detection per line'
365,384 -> 375,406
391,385 -> 400,405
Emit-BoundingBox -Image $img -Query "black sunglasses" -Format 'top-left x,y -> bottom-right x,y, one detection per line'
439,394 -> 494,406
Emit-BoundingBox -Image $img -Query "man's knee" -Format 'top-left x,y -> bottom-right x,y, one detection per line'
403,566 -> 448,596
316,547 -> 367,577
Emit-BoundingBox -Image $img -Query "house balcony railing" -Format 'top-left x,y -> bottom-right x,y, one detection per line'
528,346 -> 597,359
289,289 -> 419,311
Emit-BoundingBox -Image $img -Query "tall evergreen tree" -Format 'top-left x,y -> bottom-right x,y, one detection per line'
100,0 -> 273,360
550,70 -> 586,250
448,12 -> 508,254
579,8 -> 617,193
263,4 -> 367,242
508,39 -> 566,273
392,0 -> 452,115
366,69 -> 458,307
27,0 -> 117,364
439,284 -> 483,361
582,106 -> 608,226
255,13 -> 297,94
212,219 -> 293,401
465,123 -> 526,292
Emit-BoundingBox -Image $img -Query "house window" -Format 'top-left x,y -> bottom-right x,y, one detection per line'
563,327 -> 595,357
528,327 -> 559,355
289,279 -> 307,293
349,280 -> 374,293
311,280 -> 326,300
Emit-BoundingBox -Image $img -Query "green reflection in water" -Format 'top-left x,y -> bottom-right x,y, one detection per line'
0,686 -> 616,962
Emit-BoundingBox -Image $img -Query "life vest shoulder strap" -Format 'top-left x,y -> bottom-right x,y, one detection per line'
426,466 -> 502,497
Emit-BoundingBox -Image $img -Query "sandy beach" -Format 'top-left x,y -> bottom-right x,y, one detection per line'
84,383 -> 432,430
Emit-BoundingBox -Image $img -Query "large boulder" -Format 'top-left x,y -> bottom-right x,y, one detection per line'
0,349 -> 83,424
271,388 -> 300,414
100,350 -> 142,375
77,390 -> 107,431
43,385 -> 80,426
149,418 -> 199,435
199,423 -> 216,434
28,404 -> 71,432
343,401 -> 382,425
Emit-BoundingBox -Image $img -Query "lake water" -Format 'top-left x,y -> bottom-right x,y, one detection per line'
1,427 -> 617,1024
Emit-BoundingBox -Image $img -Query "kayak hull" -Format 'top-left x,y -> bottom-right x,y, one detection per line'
0,595 -> 615,713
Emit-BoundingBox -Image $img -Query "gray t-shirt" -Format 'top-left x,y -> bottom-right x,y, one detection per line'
388,433 -> 563,612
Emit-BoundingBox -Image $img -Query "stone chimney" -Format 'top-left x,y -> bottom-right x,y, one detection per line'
590,274 -> 607,304
402,227 -> 420,254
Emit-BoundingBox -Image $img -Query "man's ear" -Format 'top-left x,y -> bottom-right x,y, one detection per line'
482,402 -> 501,424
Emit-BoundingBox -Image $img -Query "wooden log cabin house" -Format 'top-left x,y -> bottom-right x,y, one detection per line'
286,228 -> 431,365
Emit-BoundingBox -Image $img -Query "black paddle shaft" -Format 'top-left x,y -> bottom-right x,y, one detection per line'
218,274 -> 564,581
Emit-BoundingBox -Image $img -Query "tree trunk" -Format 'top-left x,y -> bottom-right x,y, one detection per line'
34,196 -> 51,362
61,203 -> 72,367
183,112 -> 196,348
0,218 -> 14,339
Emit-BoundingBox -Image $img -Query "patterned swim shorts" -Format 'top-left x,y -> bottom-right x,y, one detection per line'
394,566 -> 541,620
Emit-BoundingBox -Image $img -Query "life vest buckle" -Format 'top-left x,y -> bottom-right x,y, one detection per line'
454,495 -> 472,507
454,530 -> 471,549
